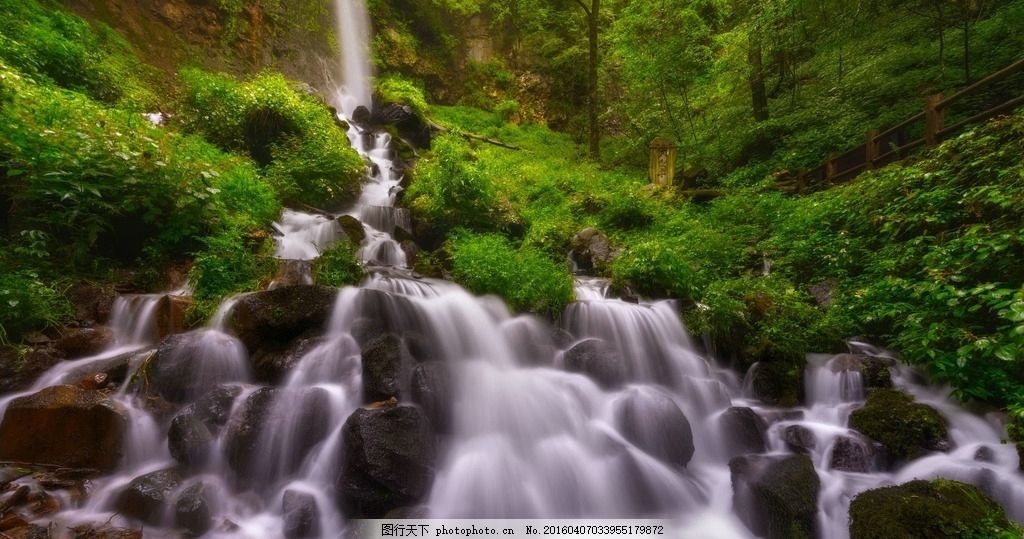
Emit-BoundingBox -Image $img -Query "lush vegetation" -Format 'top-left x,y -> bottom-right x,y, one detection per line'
313,240 -> 367,287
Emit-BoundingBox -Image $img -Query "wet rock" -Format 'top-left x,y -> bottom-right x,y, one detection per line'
351,106 -> 371,126
973,445 -> 995,463
229,285 -> 338,354
337,215 -> 366,244
149,331 -> 249,403
338,405 -> 436,517
168,410 -> 214,468
174,482 -> 212,536
362,334 -> 403,402
410,362 -> 453,433
0,385 -> 126,471
719,407 -> 767,457
350,316 -> 388,348
729,454 -> 820,539
69,525 -> 143,539
747,360 -> 802,407
569,228 -> 615,274
114,468 -> 182,525
782,425 -> 816,455
63,353 -> 132,389
828,354 -> 892,390
849,389 -> 948,465
0,346 -> 64,395
2,524 -> 49,539
283,490 -> 320,539
65,283 -> 118,324
403,333 -> 434,363
372,102 -> 431,149
156,294 -> 192,340
56,327 -> 115,359
849,479 -> 1016,539
564,339 -> 627,389
224,387 -> 330,479
829,435 -> 877,473
272,260 -> 313,289
615,390 -> 694,467
250,335 -> 325,384
400,240 -> 419,267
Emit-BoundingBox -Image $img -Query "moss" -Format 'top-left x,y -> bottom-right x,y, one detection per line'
849,479 -> 1020,539
313,241 -> 366,288
858,358 -> 893,390
730,455 -> 820,539
849,389 -> 948,463
749,359 -> 803,408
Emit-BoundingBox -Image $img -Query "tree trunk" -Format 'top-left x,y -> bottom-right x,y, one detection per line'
587,0 -> 600,159
963,15 -> 971,83
749,38 -> 769,122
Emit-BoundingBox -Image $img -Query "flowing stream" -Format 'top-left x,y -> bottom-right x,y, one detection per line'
1,2 -> 1023,538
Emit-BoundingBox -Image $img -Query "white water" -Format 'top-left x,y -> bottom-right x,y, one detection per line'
333,0 -> 372,117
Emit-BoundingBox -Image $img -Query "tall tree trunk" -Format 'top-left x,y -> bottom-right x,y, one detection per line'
749,38 -> 769,122
587,0 -> 600,159
963,15 -> 971,82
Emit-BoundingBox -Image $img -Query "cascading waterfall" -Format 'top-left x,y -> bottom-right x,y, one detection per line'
5,5 -> 1024,539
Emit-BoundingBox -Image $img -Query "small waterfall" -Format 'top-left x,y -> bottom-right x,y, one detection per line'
333,0 -> 372,116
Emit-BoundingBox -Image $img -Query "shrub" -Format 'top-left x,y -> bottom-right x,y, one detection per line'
447,231 -> 574,318
376,74 -> 429,116
405,134 -> 496,233
187,227 -> 277,324
313,241 -> 366,287
610,239 -> 697,300
0,269 -> 71,344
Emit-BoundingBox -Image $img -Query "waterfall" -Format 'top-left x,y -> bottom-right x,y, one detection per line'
333,0 -> 373,116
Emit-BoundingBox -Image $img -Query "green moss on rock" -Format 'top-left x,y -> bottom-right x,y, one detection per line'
849,479 -> 1020,539
849,389 -> 948,464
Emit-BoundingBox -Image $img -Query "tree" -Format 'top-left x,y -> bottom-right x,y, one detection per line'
573,0 -> 601,158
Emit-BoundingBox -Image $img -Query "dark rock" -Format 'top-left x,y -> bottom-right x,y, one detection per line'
410,362 -> 453,433
149,331 -> 249,403
747,360 -> 802,407
730,454 -> 820,539
56,327 -> 115,359
174,482 -> 212,536
338,405 -> 436,517
283,490 -> 320,539
848,479 -> 1016,539
156,294 -> 192,340
250,335 -> 325,384
224,388 -> 278,476
229,285 -> 337,354
569,228 -> 615,274
973,445 -> 995,463
362,334 -> 404,402
0,385 -> 126,471
168,410 -> 215,468
350,317 -> 388,348
615,390 -> 694,467
400,240 -> 419,268
849,389 -> 948,465
63,353 -> 132,389
808,279 -> 837,307
783,425 -> 816,455
3,524 -> 50,539
828,353 -> 892,390
337,215 -> 366,244
564,339 -> 626,389
719,407 -> 767,457
351,106 -> 371,126
69,525 -> 142,539
0,346 -> 64,394
403,333 -> 434,363
371,102 -> 431,149
114,468 -> 182,525
271,260 -> 313,289
829,435 -> 877,473
65,283 -> 118,324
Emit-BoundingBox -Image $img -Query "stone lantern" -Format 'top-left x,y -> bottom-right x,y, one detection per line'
648,138 -> 678,187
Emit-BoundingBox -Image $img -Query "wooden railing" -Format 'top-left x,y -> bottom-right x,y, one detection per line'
779,57 -> 1024,194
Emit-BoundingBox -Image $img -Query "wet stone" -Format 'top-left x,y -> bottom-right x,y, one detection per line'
782,425 -> 816,455
283,489 -> 320,539
564,338 -> 627,389
719,407 -> 767,457
114,468 -> 182,525
615,390 -> 694,467
174,482 -> 213,537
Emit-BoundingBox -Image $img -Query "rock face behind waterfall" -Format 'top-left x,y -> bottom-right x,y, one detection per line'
338,404 -> 436,517
730,454 -> 820,539
848,479 -> 1016,539
228,285 -> 338,355
0,385 -> 126,471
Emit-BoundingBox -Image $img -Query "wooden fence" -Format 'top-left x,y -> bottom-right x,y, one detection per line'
779,57 -> 1024,194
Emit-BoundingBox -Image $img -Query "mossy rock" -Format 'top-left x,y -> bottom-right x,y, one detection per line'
849,479 -> 1020,539
748,360 -> 802,407
849,389 -> 948,464
858,357 -> 893,389
730,454 -> 820,539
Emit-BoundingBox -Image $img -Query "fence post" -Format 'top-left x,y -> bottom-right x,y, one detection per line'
925,93 -> 945,146
825,152 -> 837,186
866,129 -> 880,169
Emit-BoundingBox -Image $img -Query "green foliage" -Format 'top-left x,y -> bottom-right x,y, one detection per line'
447,231 -> 574,318
405,134 -> 496,234
176,69 -> 364,206
313,241 -> 366,287
188,227 -> 277,324
0,0 -> 159,109
0,269 -> 71,344
376,74 -> 429,116
610,240 -> 697,300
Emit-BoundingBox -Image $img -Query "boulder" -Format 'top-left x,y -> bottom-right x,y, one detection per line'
114,468 -> 182,525
63,353 -> 132,389
271,260 -> 313,289
410,362 -> 453,433
371,102 -> 431,149
65,283 -> 118,324
156,294 -> 192,340
569,228 -> 615,274
564,339 -> 627,389
718,407 -> 767,457
400,240 -> 419,268
747,360 -> 802,407
351,106 -> 371,127
68,525 -> 142,539
361,334 -> 404,402
337,215 -> 366,245
848,479 -> 1017,539
149,331 -> 249,403
282,490 -> 320,539
829,435 -> 877,473
849,389 -> 948,465
729,454 -> 820,539
174,482 -> 212,536
0,346 -> 64,395
0,385 -> 126,471
828,353 -> 892,390
250,335 -> 325,384
615,390 -> 694,467
338,404 -> 436,517
167,386 -> 240,468
782,425 -> 816,456
56,327 -> 114,359
228,286 -> 337,354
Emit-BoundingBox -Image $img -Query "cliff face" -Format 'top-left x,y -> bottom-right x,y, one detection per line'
60,0 -> 337,89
